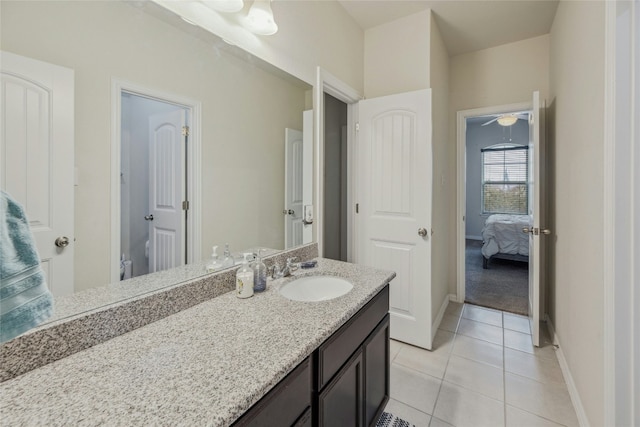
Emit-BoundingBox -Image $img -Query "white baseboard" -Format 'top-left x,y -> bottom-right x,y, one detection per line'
545,315 -> 590,427
449,293 -> 463,303
432,294 -> 455,342
465,235 -> 483,241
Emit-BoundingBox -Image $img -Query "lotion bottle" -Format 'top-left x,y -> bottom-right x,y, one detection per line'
236,253 -> 254,299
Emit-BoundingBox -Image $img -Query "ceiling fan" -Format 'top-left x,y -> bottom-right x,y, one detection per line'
481,111 -> 530,127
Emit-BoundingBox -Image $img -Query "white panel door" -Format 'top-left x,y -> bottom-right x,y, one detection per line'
0,51 -> 74,297
528,91 -> 547,346
285,128 -> 304,249
302,110 -> 313,245
148,110 -> 185,273
358,89 -> 433,349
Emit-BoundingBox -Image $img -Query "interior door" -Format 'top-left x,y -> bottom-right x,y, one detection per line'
357,89 -> 433,349
0,51 -> 74,296
285,127 -> 304,249
148,109 -> 185,273
527,91 -> 546,346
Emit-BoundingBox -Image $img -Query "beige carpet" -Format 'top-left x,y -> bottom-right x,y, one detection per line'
465,239 -> 529,316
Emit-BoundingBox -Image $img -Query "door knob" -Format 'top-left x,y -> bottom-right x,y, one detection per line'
144,214 -> 154,221
522,227 -> 532,234
282,209 -> 294,215
55,236 -> 70,248
418,227 -> 428,237
541,229 -> 551,235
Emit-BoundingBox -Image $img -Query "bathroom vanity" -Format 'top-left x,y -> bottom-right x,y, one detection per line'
0,251 -> 394,427
235,286 -> 390,426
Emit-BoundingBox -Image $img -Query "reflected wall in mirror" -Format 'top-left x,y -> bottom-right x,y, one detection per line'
0,1 -> 313,298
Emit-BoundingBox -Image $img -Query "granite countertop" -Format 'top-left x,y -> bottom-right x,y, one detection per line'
0,258 -> 395,426
48,247 -> 282,324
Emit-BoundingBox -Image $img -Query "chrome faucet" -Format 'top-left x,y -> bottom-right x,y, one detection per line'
270,257 -> 299,279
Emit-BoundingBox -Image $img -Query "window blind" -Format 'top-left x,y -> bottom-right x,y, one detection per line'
481,144 -> 528,214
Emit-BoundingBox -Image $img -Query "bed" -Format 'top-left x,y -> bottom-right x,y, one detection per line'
481,214 -> 531,269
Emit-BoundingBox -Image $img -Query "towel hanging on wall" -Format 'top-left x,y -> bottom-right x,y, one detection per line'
0,190 -> 53,343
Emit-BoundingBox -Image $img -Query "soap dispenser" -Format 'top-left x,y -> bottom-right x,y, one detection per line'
236,253 -> 254,299
206,246 -> 222,272
222,243 -> 234,268
253,249 -> 267,292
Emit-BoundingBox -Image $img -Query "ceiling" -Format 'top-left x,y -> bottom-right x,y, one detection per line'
336,0 -> 559,56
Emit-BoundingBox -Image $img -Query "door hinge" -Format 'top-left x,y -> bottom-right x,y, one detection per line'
355,123 -> 360,132
182,200 -> 190,211
355,203 -> 359,214
182,126 -> 190,137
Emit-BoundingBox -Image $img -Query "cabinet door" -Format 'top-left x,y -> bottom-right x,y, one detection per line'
364,315 -> 390,426
233,357 -> 311,427
318,350 -> 364,427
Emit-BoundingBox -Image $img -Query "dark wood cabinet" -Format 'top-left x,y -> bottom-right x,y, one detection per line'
232,356 -> 312,427
318,350 -> 364,426
234,285 -> 390,427
364,315 -> 390,426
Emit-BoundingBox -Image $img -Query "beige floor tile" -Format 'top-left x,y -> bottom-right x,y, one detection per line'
432,329 -> 456,356
433,381 -> 505,427
503,313 -> 531,334
390,339 -> 404,361
452,334 -> 503,369
390,363 -> 441,415
384,398 -> 431,427
504,348 -> 564,385
462,304 -> 503,327
429,417 -> 455,427
505,373 -> 579,427
506,405 -> 565,427
444,355 -> 504,401
439,313 -> 461,333
395,342 -> 450,379
457,318 -> 503,346
445,302 -> 464,317
504,329 -> 556,360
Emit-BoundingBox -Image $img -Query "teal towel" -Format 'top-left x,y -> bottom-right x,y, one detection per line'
0,191 -> 53,343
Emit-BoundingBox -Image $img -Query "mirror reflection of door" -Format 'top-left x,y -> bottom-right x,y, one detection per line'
120,92 -> 188,279
284,128 -> 304,249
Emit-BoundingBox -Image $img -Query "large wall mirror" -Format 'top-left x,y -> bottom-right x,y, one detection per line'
0,0 -> 314,321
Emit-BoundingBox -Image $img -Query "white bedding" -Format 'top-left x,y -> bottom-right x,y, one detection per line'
481,214 -> 531,259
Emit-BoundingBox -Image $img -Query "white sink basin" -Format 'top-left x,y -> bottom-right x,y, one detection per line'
279,276 -> 353,302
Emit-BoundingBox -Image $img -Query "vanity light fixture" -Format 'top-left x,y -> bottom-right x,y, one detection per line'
202,0 -> 244,13
497,114 -> 518,127
245,0 -> 278,35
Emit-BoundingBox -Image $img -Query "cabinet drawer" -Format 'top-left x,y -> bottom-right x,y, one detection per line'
317,285 -> 389,390
233,356 -> 312,427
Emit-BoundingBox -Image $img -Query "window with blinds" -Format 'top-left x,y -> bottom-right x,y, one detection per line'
481,144 -> 529,214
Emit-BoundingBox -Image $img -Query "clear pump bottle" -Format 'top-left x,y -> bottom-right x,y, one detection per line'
253,249 -> 267,292
206,246 -> 222,272
222,243 -> 234,268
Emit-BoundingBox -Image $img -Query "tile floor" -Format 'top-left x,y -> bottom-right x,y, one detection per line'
384,303 -> 579,427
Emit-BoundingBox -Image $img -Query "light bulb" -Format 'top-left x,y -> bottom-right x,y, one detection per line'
245,0 -> 278,35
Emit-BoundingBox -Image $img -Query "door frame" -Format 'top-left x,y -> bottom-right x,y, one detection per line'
603,0 -> 638,424
313,67 -> 362,260
455,101 -> 532,303
110,79 -> 202,283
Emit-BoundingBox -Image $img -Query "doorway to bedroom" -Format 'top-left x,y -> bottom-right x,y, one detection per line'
461,108 -> 531,315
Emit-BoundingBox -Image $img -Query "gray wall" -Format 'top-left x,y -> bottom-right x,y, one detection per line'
465,118 -> 529,238
323,94 -> 348,261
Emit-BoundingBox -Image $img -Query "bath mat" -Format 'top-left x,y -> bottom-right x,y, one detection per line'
376,411 -> 415,427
